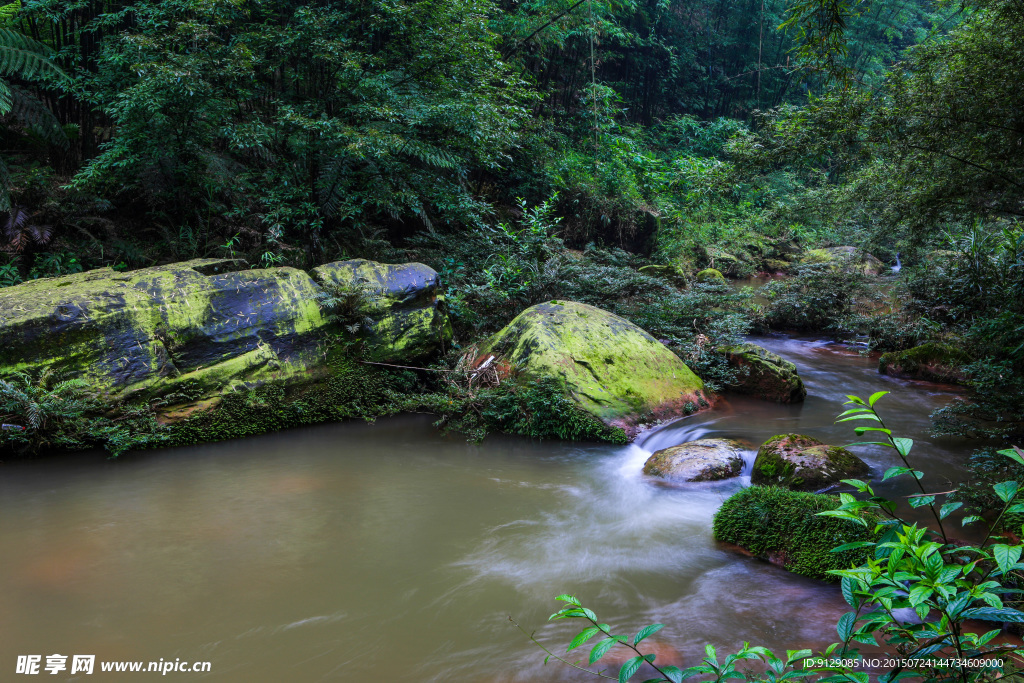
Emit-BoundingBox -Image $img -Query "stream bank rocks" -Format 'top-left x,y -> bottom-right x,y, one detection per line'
801,246 -> 886,276
719,342 -> 806,403
474,300 -> 709,439
643,438 -> 745,482
0,258 -> 451,403
751,433 -> 868,491
878,342 -> 970,383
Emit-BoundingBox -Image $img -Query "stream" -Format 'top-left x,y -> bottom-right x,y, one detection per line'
0,336 -> 970,681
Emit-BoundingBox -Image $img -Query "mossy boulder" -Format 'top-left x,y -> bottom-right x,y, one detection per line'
719,343 -> 807,403
696,268 -> 726,284
713,485 -> 881,580
638,264 -> 689,288
878,342 -> 971,383
475,300 -> 708,439
643,438 -> 745,482
801,246 -> 885,276
751,434 -> 868,491
763,259 -> 793,274
0,258 -> 450,402
311,259 -> 452,362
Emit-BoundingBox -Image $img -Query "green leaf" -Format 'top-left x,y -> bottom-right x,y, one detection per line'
661,665 -> 684,683
908,495 -> 935,508
854,426 -> 891,435
837,611 -> 855,640
993,544 -> 1022,575
892,437 -> 913,457
939,502 -> 962,519
619,655 -> 645,683
999,447 -> 1024,466
633,623 -> 664,646
568,626 -> 602,651
868,391 -> 889,406
841,576 -> 856,606
817,510 -> 868,526
836,414 -> 881,423
555,594 -> 581,606
994,481 -> 1019,503
832,541 -> 876,553
590,637 -> 619,665
960,607 -> 1024,622
962,515 -> 983,526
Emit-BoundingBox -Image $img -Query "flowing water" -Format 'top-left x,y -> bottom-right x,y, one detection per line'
0,336 -> 971,681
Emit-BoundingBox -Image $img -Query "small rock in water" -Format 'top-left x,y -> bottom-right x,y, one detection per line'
643,438 -> 746,482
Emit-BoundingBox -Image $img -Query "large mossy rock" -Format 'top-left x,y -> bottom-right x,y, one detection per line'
878,342 -> 970,383
751,434 -> 868,491
695,268 -> 726,284
475,300 -> 708,439
311,259 -> 452,362
643,438 -> 745,482
712,486 -> 880,580
719,342 -> 807,403
0,258 -> 450,402
801,246 -> 886,276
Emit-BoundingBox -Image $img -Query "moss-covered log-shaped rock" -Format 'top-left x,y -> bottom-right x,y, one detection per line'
878,342 -> 970,383
311,259 -> 452,362
0,258 -> 450,403
751,434 -> 868,491
643,438 -> 745,482
713,485 -> 880,580
801,246 -> 885,275
719,342 -> 807,403
475,300 -> 709,439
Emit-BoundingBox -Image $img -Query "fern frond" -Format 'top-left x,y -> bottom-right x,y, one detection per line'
0,28 -> 66,82
10,85 -> 67,148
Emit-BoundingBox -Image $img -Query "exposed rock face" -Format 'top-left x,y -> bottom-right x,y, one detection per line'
643,438 -> 745,482
311,259 -> 452,362
475,300 -> 709,439
751,433 -> 868,491
0,258 -> 450,401
719,342 -> 807,403
878,342 -> 970,383
801,246 -> 886,275
696,268 -> 726,283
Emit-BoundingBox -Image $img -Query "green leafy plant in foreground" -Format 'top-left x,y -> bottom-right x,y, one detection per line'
526,392 -> 1024,682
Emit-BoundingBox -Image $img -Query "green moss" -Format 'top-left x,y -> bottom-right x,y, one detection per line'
163,356 -> 409,447
695,268 -> 726,283
878,342 -> 971,382
751,433 -> 868,490
475,300 -> 705,435
713,485 -> 880,581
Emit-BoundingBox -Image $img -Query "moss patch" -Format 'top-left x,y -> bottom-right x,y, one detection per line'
475,300 -> 707,439
713,485 -> 880,580
878,342 -> 971,383
719,342 -> 806,403
695,268 -> 726,283
751,433 -> 868,490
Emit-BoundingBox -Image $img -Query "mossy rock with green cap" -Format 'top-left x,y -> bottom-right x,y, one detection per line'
751,434 -> 868,491
719,342 -> 807,403
311,259 -> 452,363
475,300 -> 709,440
0,257 -> 451,404
801,246 -> 885,276
695,268 -> 726,284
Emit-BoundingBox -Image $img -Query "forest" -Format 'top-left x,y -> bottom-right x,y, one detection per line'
1,0 -> 1024,680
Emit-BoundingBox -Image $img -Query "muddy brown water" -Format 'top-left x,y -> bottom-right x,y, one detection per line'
0,336 -> 974,681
